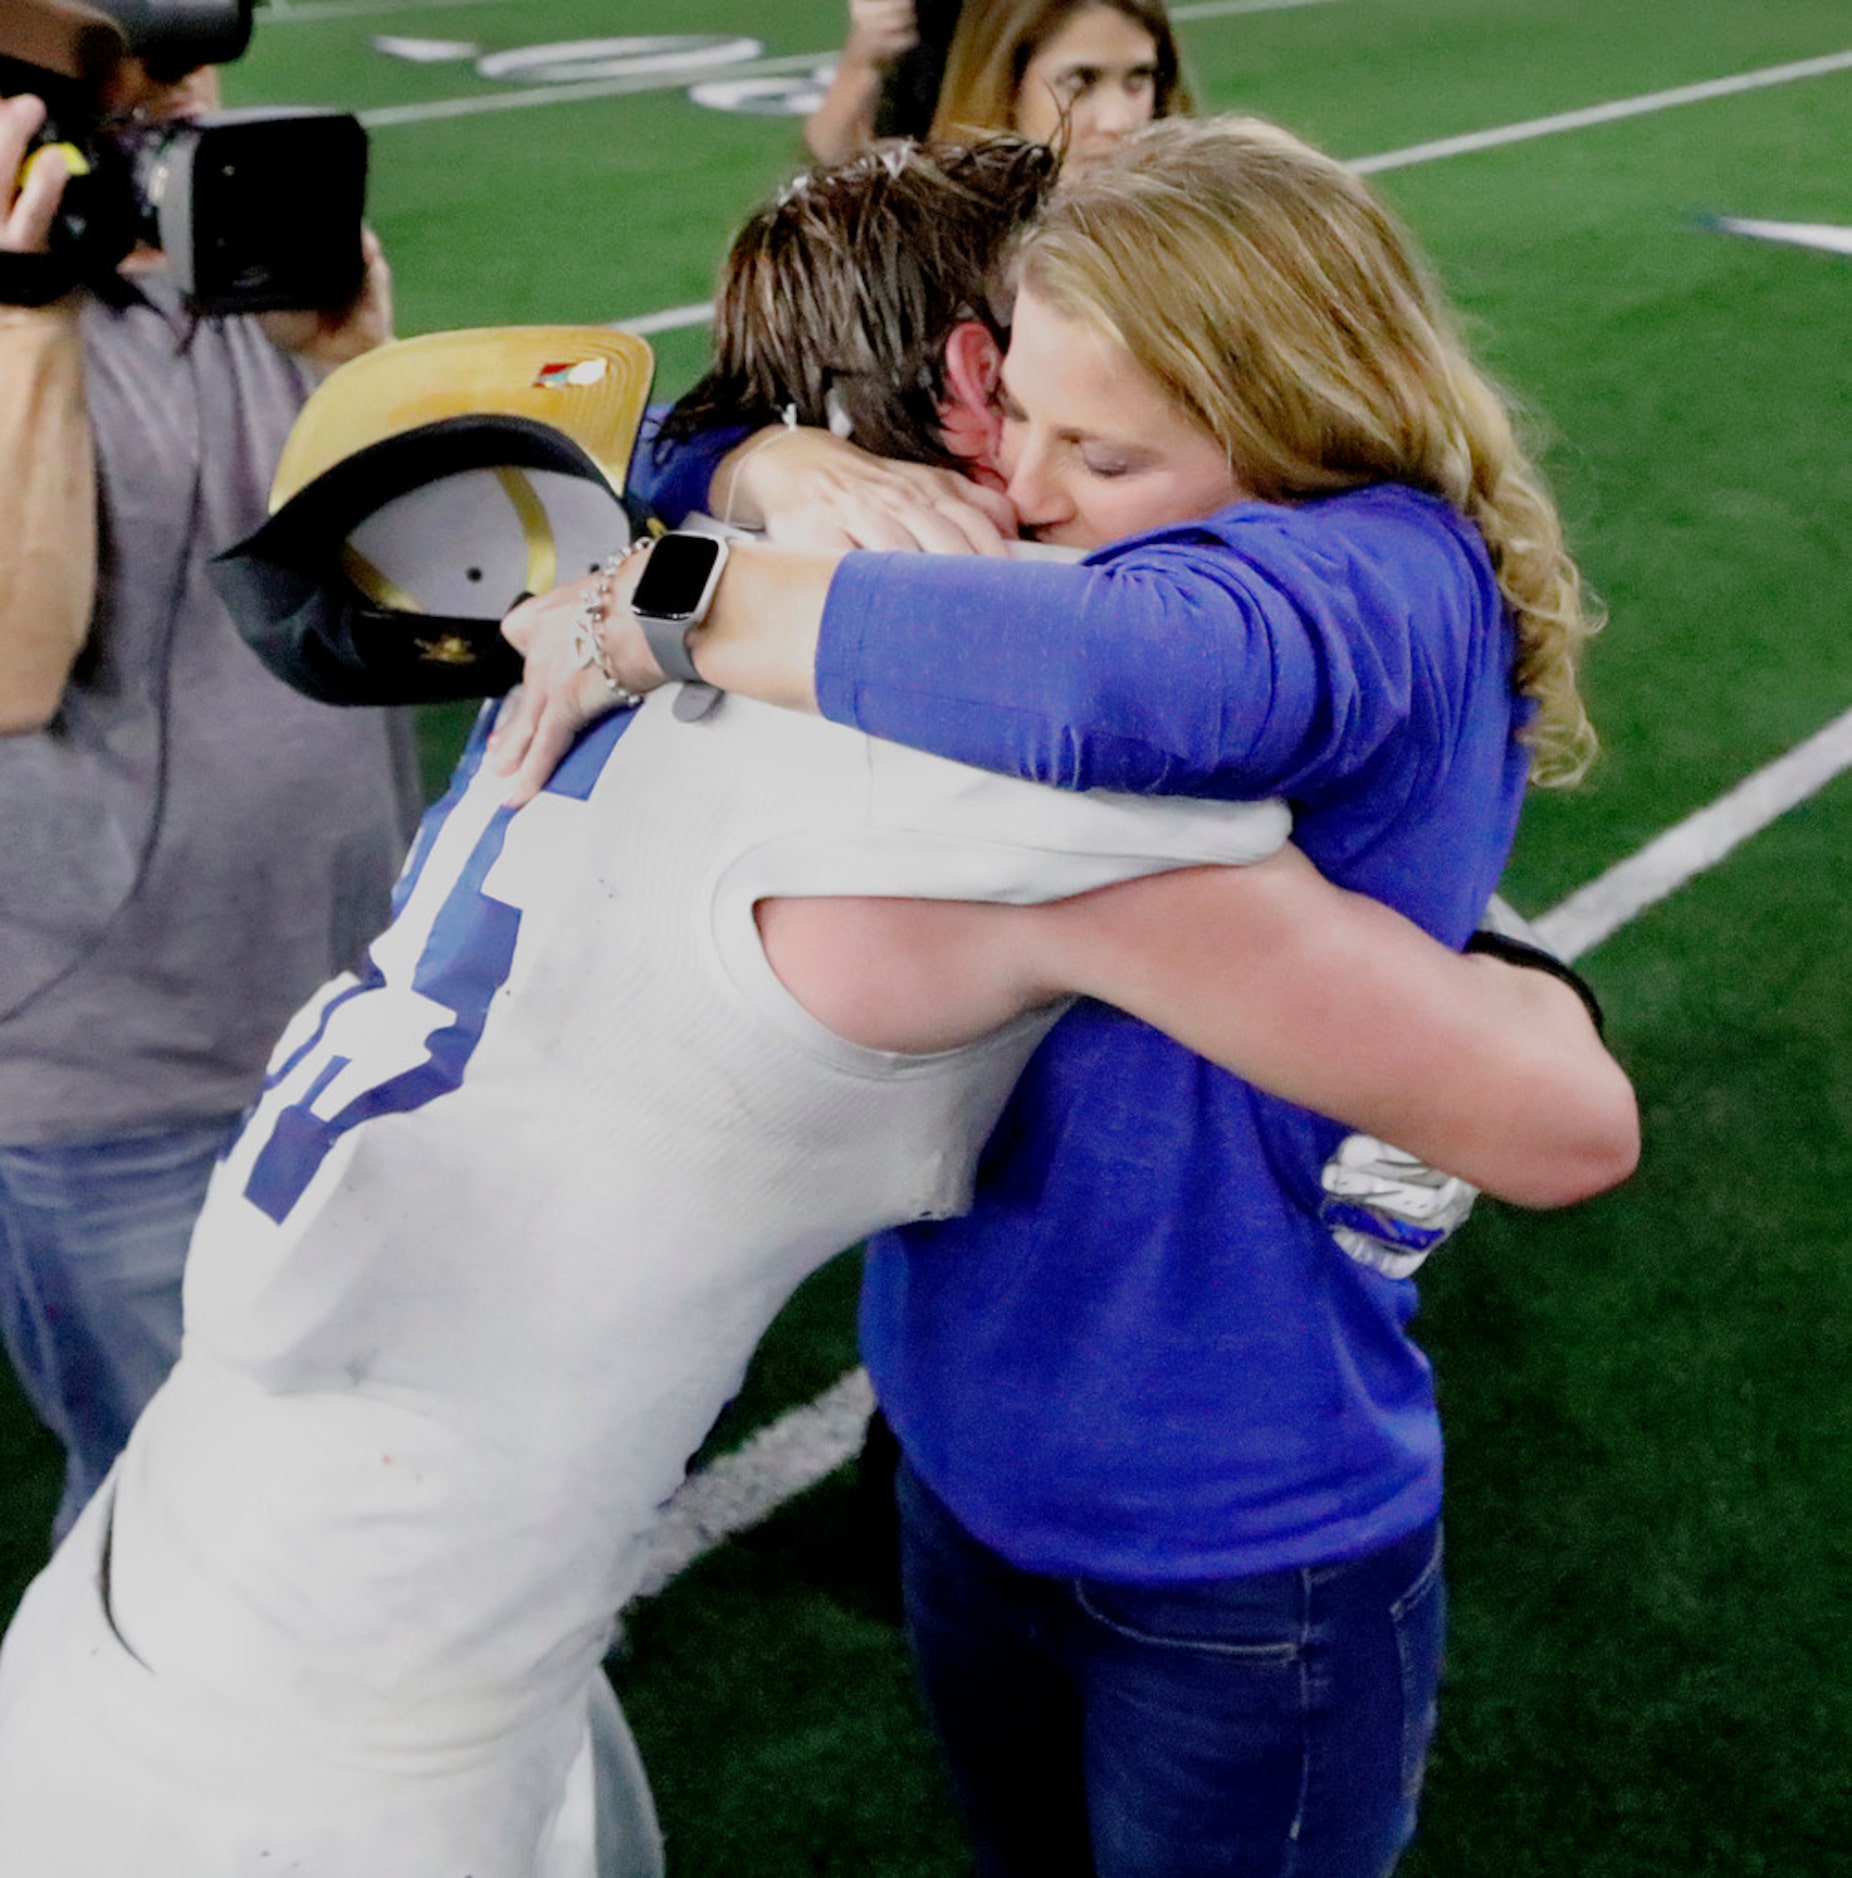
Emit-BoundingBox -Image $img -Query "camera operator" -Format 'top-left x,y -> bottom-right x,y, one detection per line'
0,43 -> 420,1548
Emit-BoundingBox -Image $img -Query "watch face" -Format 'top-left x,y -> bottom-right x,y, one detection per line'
631,533 -> 725,620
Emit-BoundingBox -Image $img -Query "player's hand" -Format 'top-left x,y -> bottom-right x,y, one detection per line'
1,95 -> 69,255
1319,1135 -> 1478,1281
718,426 -> 1017,555
844,0 -> 920,67
259,227 -> 394,373
493,561 -> 664,806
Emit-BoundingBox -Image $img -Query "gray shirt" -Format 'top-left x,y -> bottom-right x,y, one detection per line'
0,276 -> 421,1143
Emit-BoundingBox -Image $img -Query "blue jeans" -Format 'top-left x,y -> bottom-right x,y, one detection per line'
0,1116 -> 240,1541
896,1459 -> 1445,1878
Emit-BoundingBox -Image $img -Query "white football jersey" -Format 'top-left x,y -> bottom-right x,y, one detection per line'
0,688 -> 1286,1875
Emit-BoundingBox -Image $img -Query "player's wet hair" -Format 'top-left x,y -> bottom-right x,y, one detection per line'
663,136 -> 1059,473
1022,114 -> 1601,784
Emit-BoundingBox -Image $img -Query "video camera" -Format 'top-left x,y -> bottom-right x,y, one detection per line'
1,0 -> 368,314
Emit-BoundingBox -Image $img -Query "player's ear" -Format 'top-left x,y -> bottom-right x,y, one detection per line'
936,320 -> 1005,474
943,319 -> 1003,408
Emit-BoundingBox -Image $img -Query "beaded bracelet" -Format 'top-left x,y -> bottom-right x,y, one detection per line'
569,539 -> 652,707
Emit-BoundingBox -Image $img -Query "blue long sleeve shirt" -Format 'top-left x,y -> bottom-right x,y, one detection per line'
819,484 -> 1532,1580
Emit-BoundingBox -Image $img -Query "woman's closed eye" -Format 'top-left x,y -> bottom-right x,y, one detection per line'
1079,449 -> 1141,479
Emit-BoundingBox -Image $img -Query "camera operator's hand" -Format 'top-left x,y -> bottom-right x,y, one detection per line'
1,94 -> 94,731
1,94 -> 70,256
259,227 -> 394,375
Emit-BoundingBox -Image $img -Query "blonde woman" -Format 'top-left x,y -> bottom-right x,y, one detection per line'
500,116 -> 1606,1877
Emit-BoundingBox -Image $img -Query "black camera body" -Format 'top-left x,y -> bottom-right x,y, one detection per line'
2,0 -> 369,314
107,104 -> 369,312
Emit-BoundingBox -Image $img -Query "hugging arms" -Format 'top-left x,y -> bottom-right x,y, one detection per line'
498,132 -> 1635,1210
488,122 -> 1635,1875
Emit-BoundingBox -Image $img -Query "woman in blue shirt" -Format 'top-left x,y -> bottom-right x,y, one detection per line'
501,116 -> 1607,1878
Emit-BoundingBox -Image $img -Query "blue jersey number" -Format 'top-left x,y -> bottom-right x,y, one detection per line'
241,710 -> 630,1225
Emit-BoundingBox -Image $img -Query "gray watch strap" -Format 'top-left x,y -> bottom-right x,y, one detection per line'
638,614 -> 704,685
637,615 -> 721,720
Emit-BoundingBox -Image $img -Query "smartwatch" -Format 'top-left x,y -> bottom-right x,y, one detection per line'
631,532 -> 728,681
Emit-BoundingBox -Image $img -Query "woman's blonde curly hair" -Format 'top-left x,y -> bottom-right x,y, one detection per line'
1018,114 -> 1602,785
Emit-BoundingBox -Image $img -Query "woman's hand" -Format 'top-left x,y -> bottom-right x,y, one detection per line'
844,0 -> 920,66
492,561 -> 662,807
805,1 -> 919,163
717,427 -> 1017,554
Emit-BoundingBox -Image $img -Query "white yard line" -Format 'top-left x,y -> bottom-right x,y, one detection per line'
1704,215 -> 1852,258
267,0 -> 511,22
633,701 -> 1852,1598
1171,0 -> 1358,19
1352,47 -> 1852,175
633,1369 -> 876,1599
1535,704 -> 1852,962
358,50 -> 832,128
615,302 -> 718,338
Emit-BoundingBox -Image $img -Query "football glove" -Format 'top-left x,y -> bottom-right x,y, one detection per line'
1319,1134 -> 1477,1281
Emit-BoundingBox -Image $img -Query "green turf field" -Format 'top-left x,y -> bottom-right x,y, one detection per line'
4,2 -> 1850,1870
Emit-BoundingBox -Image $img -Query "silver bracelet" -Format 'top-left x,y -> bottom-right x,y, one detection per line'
569,541 -> 651,707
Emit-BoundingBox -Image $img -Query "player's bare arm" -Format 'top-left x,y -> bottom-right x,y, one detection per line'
498,538 -> 1637,1209
756,850 -> 1639,1210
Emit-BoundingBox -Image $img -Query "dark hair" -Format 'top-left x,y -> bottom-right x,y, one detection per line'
661,137 -> 1059,472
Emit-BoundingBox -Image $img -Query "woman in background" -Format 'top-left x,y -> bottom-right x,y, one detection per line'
806,0 -> 1188,169
931,0 -> 1190,164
